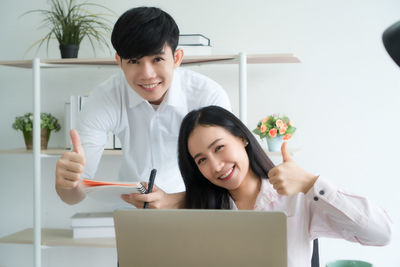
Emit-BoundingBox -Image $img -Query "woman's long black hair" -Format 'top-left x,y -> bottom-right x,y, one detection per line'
178,106 -> 275,209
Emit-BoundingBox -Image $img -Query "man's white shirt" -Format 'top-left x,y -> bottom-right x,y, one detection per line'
78,68 -> 231,193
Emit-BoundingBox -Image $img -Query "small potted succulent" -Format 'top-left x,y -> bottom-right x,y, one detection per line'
12,112 -> 61,150
253,114 -> 296,152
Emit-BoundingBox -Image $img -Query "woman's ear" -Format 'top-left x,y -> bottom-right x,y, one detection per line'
243,139 -> 249,147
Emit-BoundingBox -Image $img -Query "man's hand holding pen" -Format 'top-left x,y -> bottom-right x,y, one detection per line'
121,183 -> 168,209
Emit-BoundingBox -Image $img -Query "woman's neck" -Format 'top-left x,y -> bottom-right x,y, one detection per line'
229,171 -> 261,210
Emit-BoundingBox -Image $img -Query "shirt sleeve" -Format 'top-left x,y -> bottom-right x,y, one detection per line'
205,86 -> 231,112
196,79 -> 231,111
77,83 -> 120,179
305,176 -> 392,246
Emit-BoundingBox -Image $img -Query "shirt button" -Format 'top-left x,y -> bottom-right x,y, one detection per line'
319,190 -> 325,195
313,196 -> 319,201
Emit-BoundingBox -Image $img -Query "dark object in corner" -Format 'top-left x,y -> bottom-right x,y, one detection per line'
383,20 -> 400,67
311,239 -> 319,267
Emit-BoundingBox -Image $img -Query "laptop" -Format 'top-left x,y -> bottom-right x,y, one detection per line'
114,209 -> 287,267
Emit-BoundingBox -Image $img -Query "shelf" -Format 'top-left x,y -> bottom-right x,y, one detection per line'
262,148 -> 300,157
0,228 -> 115,248
0,148 -> 123,156
0,53 -> 300,69
0,147 -> 298,157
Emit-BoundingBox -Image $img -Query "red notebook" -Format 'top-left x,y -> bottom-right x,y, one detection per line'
83,179 -> 145,190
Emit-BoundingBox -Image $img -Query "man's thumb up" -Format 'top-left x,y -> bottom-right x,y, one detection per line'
70,129 -> 84,155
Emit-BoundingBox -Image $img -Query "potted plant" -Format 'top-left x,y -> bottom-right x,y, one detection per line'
23,0 -> 114,58
12,112 -> 61,150
253,114 -> 296,152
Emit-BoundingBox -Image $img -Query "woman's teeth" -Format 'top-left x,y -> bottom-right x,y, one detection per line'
220,167 -> 233,179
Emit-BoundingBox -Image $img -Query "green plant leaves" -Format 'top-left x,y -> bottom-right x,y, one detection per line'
12,112 -> 61,133
253,114 -> 296,139
22,0 -> 116,56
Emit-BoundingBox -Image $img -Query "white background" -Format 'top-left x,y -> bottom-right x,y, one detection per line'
0,0 -> 399,266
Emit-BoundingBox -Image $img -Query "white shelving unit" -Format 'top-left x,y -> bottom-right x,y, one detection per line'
0,53 -> 300,267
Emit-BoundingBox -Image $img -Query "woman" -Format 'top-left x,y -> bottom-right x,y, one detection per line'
178,105 -> 391,267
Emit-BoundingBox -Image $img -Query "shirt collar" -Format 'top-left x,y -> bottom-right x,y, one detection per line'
125,72 -> 145,109
161,68 -> 185,108
254,179 -> 279,209
126,68 -> 185,109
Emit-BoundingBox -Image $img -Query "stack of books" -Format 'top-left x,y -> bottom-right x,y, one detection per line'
71,212 -> 115,239
178,34 -> 212,56
65,95 -> 121,150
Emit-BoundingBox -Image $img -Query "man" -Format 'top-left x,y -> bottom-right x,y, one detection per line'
55,6 -> 230,208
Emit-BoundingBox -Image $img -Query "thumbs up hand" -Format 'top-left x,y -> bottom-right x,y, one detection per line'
268,142 -> 318,196
71,129 -> 85,156
55,129 -> 86,190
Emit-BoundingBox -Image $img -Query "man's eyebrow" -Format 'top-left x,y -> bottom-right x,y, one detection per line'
148,50 -> 166,56
193,138 -> 222,161
127,51 -> 166,60
153,51 -> 166,56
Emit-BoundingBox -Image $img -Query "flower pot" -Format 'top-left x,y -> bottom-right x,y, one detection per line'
326,260 -> 372,267
266,135 -> 283,152
59,44 -> 79,58
23,128 -> 51,150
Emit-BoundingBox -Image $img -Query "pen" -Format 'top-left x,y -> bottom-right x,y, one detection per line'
143,169 -> 157,209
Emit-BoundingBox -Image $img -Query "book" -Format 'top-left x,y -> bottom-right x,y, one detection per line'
66,95 -> 115,150
67,95 -> 88,149
179,45 -> 212,56
104,132 -> 114,150
71,212 -> 115,239
83,179 -> 146,204
114,135 -> 122,149
69,95 -> 87,134
73,226 -> 115,239
71,212 -> 114,227
64,102 -> 71,149
179,34 -> 210,46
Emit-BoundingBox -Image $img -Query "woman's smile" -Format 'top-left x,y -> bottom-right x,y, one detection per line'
219,166 -> 235,181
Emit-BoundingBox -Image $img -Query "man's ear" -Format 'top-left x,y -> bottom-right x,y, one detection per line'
115,53 -> 122,67
174,48 -> 184,68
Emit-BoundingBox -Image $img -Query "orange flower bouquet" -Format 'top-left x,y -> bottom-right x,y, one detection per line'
253,114 -> 296,141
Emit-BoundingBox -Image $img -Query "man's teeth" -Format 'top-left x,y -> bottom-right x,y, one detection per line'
142,83 -> 158,89
220,168 -> 233,179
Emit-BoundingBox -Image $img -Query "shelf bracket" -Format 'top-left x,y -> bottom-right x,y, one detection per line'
33,57 -> 42,267
239,52 -> 247,125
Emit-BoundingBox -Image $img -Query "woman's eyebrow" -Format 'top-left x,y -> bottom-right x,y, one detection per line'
192,138 -> 222,160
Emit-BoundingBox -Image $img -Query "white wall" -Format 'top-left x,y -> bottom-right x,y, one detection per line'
1,0 -> 399,266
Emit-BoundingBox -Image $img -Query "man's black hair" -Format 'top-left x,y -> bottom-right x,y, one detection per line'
111,6 -> 179,59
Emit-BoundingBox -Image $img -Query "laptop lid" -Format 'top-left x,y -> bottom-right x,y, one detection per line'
114,209 -> 287,267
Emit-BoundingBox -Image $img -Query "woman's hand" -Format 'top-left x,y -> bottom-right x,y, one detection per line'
121,184 -> 185,209
268,142 -> 318,196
